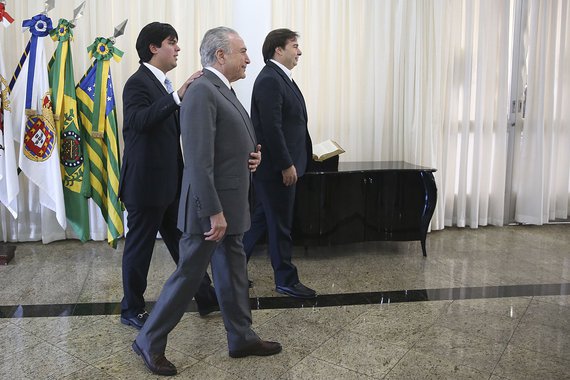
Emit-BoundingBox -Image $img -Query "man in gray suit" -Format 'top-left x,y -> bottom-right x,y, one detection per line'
132,27 -> 282,376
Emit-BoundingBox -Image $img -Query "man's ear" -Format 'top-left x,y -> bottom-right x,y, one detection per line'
149,43 -> 159,54
215,48 -> 225,63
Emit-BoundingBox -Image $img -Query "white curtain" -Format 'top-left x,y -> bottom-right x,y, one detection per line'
513,0 -> 570,223
0,0 -> 568,243
270,0 -> 512,229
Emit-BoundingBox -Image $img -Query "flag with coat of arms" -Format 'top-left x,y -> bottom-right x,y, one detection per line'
76,37 -> 123,247
9,13 -> 66,229
0,2 -> 18,218
49,18 -> 90,241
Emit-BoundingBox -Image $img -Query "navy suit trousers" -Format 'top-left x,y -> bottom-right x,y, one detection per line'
243,178 -> 300,287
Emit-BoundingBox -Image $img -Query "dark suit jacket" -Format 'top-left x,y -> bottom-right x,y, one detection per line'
177,69 -> 256,235
251,60 -> 312,180
119,65 -> 183,207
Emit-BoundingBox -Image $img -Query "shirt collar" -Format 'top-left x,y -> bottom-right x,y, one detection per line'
205,66 -> 232,90
270,59 -> 292,81
143,62 -> 167,84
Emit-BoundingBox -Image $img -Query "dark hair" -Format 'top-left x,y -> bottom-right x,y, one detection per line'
136,22 -> 178,63
261,28 -> 299,62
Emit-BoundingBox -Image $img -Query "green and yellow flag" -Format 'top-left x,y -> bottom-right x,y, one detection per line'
76,37 -> 123,247
48,18 -> 91,242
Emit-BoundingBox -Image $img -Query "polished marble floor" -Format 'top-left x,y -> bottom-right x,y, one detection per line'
1,224 -> 569,379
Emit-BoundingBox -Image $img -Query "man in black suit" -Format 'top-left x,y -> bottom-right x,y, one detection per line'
118,22 -> 217,330
242,29 -> 316,299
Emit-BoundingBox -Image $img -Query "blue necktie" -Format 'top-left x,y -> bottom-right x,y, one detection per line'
164,77 -> 173,93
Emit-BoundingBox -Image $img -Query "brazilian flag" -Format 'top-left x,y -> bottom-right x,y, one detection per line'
76,37 -> 123,248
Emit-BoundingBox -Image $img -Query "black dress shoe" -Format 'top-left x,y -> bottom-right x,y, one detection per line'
120,310 -> 149,330
229,340 -> 282,358
276,282 -> 317,299
197,300 -> 219,317
132,340 -> 177,376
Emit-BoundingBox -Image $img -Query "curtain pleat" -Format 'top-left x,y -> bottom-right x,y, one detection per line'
514,0 -> 570,224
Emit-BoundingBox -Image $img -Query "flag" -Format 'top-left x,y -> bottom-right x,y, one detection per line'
9,13 -> 66,228
0,3 -> 14,28
76,37 -> 123,247
49,18 -> 90,241
0,4 -> 18,218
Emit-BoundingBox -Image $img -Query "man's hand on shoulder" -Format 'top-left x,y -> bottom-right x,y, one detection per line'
177,70 -> 203,100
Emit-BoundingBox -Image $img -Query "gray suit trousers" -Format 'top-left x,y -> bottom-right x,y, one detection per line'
136,233 -> 259,353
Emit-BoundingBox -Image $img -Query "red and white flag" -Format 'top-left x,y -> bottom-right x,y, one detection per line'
0,3 -> 18,218
0,2 -> 14,28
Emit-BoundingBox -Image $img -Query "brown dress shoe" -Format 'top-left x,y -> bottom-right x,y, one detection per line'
132,340 -> 177,376
229,340 -> 282,358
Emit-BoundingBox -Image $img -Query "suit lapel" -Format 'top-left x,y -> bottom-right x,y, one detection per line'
203,70 -> 256,145
267,61 -> 308,120
140,65 -> 179,129
140,65 -> 169,96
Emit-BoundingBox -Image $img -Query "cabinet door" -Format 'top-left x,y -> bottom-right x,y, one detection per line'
320,173 -> 367,244
293,175 -> 323,244
364,171 -> 424,241
293,172 -> 366,245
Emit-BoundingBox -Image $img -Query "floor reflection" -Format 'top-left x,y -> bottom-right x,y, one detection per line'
2,283 -> 569,319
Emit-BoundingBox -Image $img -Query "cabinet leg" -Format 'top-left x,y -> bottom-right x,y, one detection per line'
419,171 -> 437,258
421,240 -> 427,257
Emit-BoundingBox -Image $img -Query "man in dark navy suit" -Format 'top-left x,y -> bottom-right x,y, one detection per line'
118,22 -> 217,329
242,29 -> 316,299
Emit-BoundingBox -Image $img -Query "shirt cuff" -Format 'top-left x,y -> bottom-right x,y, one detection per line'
172,91 -> 181,105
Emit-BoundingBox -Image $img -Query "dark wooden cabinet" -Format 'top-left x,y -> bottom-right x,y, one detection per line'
292,161 -> 437,256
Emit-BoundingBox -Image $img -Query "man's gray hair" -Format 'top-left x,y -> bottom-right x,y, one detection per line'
200,26 -> 238,67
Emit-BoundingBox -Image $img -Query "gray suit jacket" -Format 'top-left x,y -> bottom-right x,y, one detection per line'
177,70 -> 256,235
